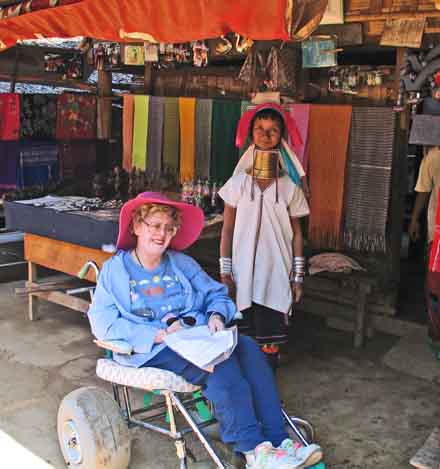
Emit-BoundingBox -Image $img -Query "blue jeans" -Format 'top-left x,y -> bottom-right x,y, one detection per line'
145,334 -> 289,453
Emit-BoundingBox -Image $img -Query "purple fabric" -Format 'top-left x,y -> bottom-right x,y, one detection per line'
289,104 -> 310,171
0,141 -> 20,190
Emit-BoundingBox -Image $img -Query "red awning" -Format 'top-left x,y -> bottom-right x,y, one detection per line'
0,0 -> 328,50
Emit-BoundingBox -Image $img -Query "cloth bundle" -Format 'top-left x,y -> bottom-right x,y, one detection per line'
343,107 -> 396,253
20,94 -> 57,139
308,252 -> 365,275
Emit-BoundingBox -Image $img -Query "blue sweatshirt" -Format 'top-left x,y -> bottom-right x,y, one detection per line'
88,250 -> 237,368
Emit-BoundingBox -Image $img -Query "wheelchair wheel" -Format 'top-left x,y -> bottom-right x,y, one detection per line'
57,386 -> 130,469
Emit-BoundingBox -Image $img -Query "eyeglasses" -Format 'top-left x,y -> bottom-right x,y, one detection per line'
142,220 -> 178,237
253,127 -> 281,138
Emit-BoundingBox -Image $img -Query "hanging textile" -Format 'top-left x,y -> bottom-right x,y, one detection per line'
163,97 -> 180,177
307,104 -> 352,250
195,98 -> 213,180
179,97 -> 196,183
0,0 -> 329,51
343,107 -> 396,253
210,100 -> 241,183
59,141 -> 96,180
122,95 -> 134,171
429,189 -> 440,273
0,93 -> 20,140
147,96 -> 164,177
56,93 -> 96,140
131,95 -> 149,170
238,100 -> 251,157
0,141 -> 20,191
18,140 -> 59,187
20,94 -> 57,139
289,104 -> 310,170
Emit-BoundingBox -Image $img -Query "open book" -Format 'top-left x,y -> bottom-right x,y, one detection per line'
164,325 -> 238,372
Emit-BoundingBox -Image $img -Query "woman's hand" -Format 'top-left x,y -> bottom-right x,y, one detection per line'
220,274 -> 236,299
208,314 -> 225,334
167,320 -> 183,335
291,282 -> 303,303
154,329 -> 168,344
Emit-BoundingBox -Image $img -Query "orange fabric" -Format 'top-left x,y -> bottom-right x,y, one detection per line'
307,105 -> 352,250
179,97 -> 196,183
122,95 -> 134,171
0,0 -> 290,50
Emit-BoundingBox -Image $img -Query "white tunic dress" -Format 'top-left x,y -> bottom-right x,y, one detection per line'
219,172 -> 309,315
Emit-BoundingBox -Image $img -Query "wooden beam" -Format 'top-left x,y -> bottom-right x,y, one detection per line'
32,290 -> 90,314
345,10 -> 440,22
97,69 -> 113,139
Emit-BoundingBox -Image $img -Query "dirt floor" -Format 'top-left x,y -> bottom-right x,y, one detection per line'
0,278 -> 439,469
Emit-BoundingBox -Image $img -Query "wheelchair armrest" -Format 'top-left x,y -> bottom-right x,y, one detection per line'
93,339 -> 133,355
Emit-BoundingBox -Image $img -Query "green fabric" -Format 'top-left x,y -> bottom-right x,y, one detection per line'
239,100 -> 251,157
131,95 -> 149,170
163,97 -> 180,178
210,100 -> 241,183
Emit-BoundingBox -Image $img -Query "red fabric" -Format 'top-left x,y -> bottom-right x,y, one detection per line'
0,93 -> 20,141
56,93 -> 96,140
429,189 -> 440,272
0,0 -> 289,50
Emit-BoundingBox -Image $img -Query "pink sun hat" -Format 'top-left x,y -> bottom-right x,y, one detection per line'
235,102 -> 303,150
116,192 -> 205,251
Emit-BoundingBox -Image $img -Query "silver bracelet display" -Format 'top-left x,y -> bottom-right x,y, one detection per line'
219,257 -> 232,275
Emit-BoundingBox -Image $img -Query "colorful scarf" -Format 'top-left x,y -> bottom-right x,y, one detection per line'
122,95 -> 134,171
211,100 -> 241,182
179,97 -> 196,182
163,97 -> 180,177
0,93 -> 20,141
56,93 -> 96,140
289,103 -> 310,170
147,96 -> 164,176
307,104 -> 352,250
195,98 -> 213,179
131,95 -> 149,170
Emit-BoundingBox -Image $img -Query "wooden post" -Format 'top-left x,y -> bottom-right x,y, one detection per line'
97,69 -> 112,139
144,61 -> 153,95
27,261 -> 38,321
9,46 -> 20,93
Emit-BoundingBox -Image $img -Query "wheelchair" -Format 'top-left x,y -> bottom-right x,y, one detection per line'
57,262 -> 325,468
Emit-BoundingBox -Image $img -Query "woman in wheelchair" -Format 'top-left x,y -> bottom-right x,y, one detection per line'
88,191 -> 323,469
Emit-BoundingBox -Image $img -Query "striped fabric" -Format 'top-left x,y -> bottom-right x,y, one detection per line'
343,107 -> 396,253
195,98 -> 213,179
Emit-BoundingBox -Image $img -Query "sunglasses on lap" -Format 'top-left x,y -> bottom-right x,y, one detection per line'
166,316 -> 196,327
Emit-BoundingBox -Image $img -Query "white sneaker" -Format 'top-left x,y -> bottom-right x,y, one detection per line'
245,441 -> 310,469
279,439 -> 323,468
